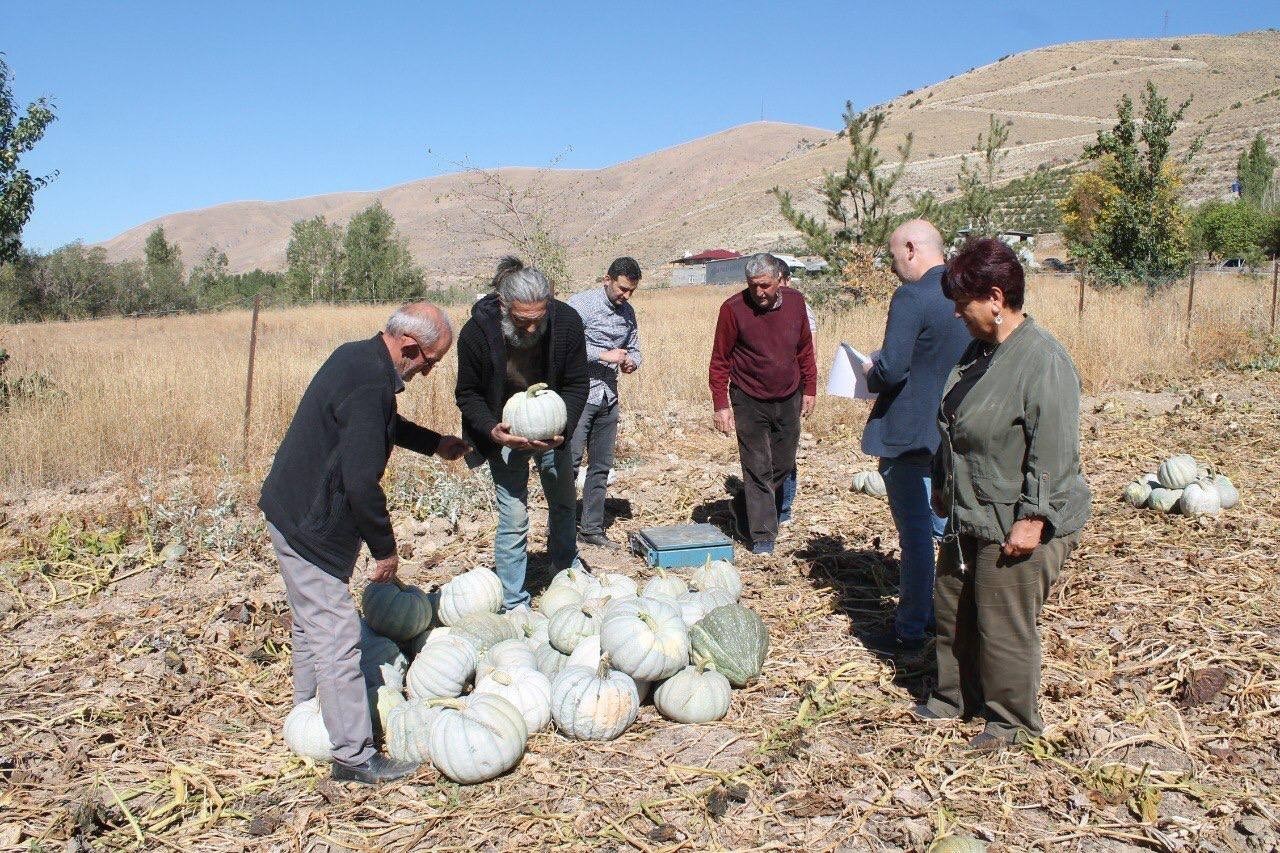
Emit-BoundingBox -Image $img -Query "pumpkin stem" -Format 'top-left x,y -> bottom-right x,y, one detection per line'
526,382 -> 549,397
596,652 -> 612,678
691,650 -> 715,672
427,697 -> 466,711
636,612 -> 658,631
490,670 -> 512,686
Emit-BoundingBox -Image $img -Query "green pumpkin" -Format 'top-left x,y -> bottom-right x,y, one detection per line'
689,604 -> 768,688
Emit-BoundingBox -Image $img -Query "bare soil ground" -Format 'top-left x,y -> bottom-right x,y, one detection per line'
2,370 -> 1279,851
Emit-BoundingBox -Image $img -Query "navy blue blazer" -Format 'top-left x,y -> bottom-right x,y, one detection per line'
861,265 -> 972,459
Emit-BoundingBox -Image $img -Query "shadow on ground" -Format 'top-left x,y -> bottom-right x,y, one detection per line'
794,534 -> 936,700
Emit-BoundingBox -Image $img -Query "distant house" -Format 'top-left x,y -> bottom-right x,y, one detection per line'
669,248 -> 743,285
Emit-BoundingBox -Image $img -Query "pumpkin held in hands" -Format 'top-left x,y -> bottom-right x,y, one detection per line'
503,383 -> 567,440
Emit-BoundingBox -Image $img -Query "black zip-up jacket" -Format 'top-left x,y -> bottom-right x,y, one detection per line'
259,334 -> 441,580
455,293 -> 588,459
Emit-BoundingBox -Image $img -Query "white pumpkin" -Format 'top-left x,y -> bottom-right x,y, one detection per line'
550,654 -> 640,741
654,660 -> 732,724
548,566 -> 602,596
437,567 -> 503,626
643,568 -> 689,600
428,694 -> 528,784
502,383 -> 568,440
675,588 -> 737,628
1157,454 -> 1200,490
477,638 -> 537,681
283,698 -> 332,762
359,620 -> 409,691
599,596 -> 690,681
405,624 -> 454,659
475,667 -> 553,733
533,640 -> 574,679
368,684 -> 406,740
537,583 -> 585,618
1179,480 -> 1222,516
566,634 -> 602,671
452,611 -> 521,654
851,470 -> 887,497
1146,487 -> 1183,513
505,603 -> 547,635
361,581 -> 433,642
1122,481 -> 1151,509
406,634 -> 477,700
1212,474 -> 1239,509
385,697 -> 442,764
520,615 -> 551,649
597,573 -> 638,600
547,599 -> 606,654
690,558 -> 742,601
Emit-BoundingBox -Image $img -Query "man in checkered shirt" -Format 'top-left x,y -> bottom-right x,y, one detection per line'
566,257 -> 643,550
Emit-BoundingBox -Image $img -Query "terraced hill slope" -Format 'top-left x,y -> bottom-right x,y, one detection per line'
97,30 -> 1280,282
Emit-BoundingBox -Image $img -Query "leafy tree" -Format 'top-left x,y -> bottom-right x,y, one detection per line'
1238,133 -> 1276,209
771,103 -> 914,272
140,226 -> 193,312
1189,201 -> 1267,263
189,245 -> 232,308
44,242 -> 117,318
285,215 -> 344,300
341,202 -> 423,302
1060,82 -> 1192,288
1,54 -> 57,263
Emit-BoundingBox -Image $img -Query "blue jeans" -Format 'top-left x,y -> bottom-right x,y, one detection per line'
879,456 -> 946,641
489,446 -> 581,610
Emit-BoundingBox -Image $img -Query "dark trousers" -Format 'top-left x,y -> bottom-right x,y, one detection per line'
730,386 -> 802,546
927,531 -> 1079,739
569,398 -> 619,536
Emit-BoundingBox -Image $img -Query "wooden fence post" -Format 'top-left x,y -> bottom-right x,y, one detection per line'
1271,258 -> 1278,336
1184,263 -> 1196,346
242,295 -> 262,462
1077,274 -> 1085,319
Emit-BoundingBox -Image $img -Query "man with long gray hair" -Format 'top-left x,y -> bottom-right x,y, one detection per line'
709,253 -> 817,555
260,302 -> 469,784
456,257 -> 589,612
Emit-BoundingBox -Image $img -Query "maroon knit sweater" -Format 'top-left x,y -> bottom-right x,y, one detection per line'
709,289 -> 817,410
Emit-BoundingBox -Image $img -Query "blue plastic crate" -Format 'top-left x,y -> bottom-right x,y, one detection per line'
629,523 -> 735,569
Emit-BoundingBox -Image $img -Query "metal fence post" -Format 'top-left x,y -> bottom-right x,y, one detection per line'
242,294 -> 262,462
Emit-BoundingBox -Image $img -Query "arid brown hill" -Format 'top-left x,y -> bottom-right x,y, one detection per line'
97,30 -> 1280,282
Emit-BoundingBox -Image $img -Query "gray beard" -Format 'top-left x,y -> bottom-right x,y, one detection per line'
502,314 -> 547,350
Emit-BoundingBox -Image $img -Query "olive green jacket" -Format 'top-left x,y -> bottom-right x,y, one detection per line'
933,316 -> 1091,544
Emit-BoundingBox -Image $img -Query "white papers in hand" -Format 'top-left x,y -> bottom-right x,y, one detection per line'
826,343 -> 879,400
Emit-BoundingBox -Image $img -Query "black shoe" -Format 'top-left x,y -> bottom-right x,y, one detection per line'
862,628 -> 929,656
967,732 -> 1010,754
331,754 -> 420,784
578,532 -> 620,551
909,703 -> 944,721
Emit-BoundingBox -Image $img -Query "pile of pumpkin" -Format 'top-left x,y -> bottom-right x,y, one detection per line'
850,470 -> 887,498
1122,454 -> 1240,517
283,560 -> 768,784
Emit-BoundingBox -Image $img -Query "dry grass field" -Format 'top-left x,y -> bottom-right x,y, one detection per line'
2,275 -> 1280,851
1,274 -> 1276,491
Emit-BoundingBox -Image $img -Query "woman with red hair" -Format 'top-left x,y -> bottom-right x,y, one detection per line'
917,238 -> 1091,751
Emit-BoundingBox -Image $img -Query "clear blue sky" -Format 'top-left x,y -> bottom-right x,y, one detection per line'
6,1 -> 1277,251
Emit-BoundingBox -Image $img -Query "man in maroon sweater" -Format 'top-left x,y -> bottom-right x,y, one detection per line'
710,253 -> 818,554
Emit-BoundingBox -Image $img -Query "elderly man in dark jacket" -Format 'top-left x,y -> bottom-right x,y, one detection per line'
456,257 -> 589,613
862,220 -> 972,654
260,302 -> 468,784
